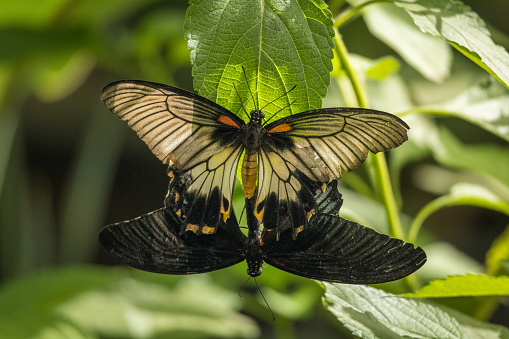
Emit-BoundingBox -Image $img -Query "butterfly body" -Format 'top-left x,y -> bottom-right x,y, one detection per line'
102,80 -> 409,236
240,110 -> 265,199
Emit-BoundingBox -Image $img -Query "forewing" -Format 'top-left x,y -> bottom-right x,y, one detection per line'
98,207 -> 246,275
263,214 -> 426,284
102,80 -> 246,233
101,80 -> 245,168
263,108 -> 409,182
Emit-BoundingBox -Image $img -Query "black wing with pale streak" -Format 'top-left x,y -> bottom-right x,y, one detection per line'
101,81 -> 245,234
262,214 -> 426,284
255,108 -> 409,234
98,207 -> 246,274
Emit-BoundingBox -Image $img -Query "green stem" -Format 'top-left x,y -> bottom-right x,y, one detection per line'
333,31 -> 404,241
333,33 -> 367,107
407,197 -> 446,244
333,0 -> 391,29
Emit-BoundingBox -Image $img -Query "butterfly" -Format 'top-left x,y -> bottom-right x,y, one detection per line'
101,76 -> 409,237
99,180 -> 426,283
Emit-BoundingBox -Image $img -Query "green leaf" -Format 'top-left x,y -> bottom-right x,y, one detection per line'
439,304 -> 509,339
322,283 -> 471,338
362,2 -> 451,83
58,276 -> 259,338
184,0 -> 334,119
0,267 -> 119,338
394,0 -> 509,88
501,260 -> 509,274
486,225 -> 509,276
403,274 -> 509,298
364,56 -> 400,81
426,78 -> 509,141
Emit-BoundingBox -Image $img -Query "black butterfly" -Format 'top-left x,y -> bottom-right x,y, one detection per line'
99,181 -> 426,283
101,77 -> 409,237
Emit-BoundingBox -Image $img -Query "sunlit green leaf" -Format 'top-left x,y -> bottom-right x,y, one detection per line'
364,56 -> 400,80
185,0 -> 334,119
362,2 -> 451,82
403,274 -> 509,298
394,0 -> 509,88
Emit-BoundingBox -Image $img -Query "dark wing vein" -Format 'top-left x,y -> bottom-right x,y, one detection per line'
263,214 -> 426,284
263,108 -> 409,183
99,207 -> 246,275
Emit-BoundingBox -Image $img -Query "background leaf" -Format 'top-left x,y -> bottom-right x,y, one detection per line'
362,2 -> 451,82
394,0 -> 509,88
0,267 -> 259,339
422,77 -> 509,141
486,225 -> 509,276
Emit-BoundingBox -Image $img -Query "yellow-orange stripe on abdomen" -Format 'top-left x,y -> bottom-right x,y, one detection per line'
241,149 -> 258,199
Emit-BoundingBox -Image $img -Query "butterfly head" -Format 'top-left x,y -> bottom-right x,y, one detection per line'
250,110 -> 265,126
247,260 -> 263,277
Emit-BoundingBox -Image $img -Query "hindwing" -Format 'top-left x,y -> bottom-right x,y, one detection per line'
262,214 -> 426,284
98,207 -> 245,274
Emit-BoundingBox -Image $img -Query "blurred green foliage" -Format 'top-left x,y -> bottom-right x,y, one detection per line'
0,0 -> 508,338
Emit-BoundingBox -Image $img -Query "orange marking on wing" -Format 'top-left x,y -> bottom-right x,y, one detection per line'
217,114 -> 240,128
186,224 -> 199,233
254,204 -> 265,223
201,226 -> 215,234
268,123 -> 292,133
306,209 -> 315,221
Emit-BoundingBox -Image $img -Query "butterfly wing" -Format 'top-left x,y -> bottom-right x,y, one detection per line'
256,108 -> 408,235
99,207 -> 246,274
262,214 -> 426,284
101,81 -> 246,234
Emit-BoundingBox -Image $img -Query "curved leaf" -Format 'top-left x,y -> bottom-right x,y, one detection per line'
394,0 -> 509,88
426,78 -> 509,142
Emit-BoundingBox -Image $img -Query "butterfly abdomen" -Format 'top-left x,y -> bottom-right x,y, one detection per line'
242,149 -> 258,199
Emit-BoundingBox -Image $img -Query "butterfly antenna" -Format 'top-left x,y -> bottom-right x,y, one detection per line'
238,276 -> 251,297
233,82 -> 250,119
242,66 -> 258,110
254,278 -> 276,322
260,84 -> 296,112
239,205 -> 246,226
263,99 -> 296,125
